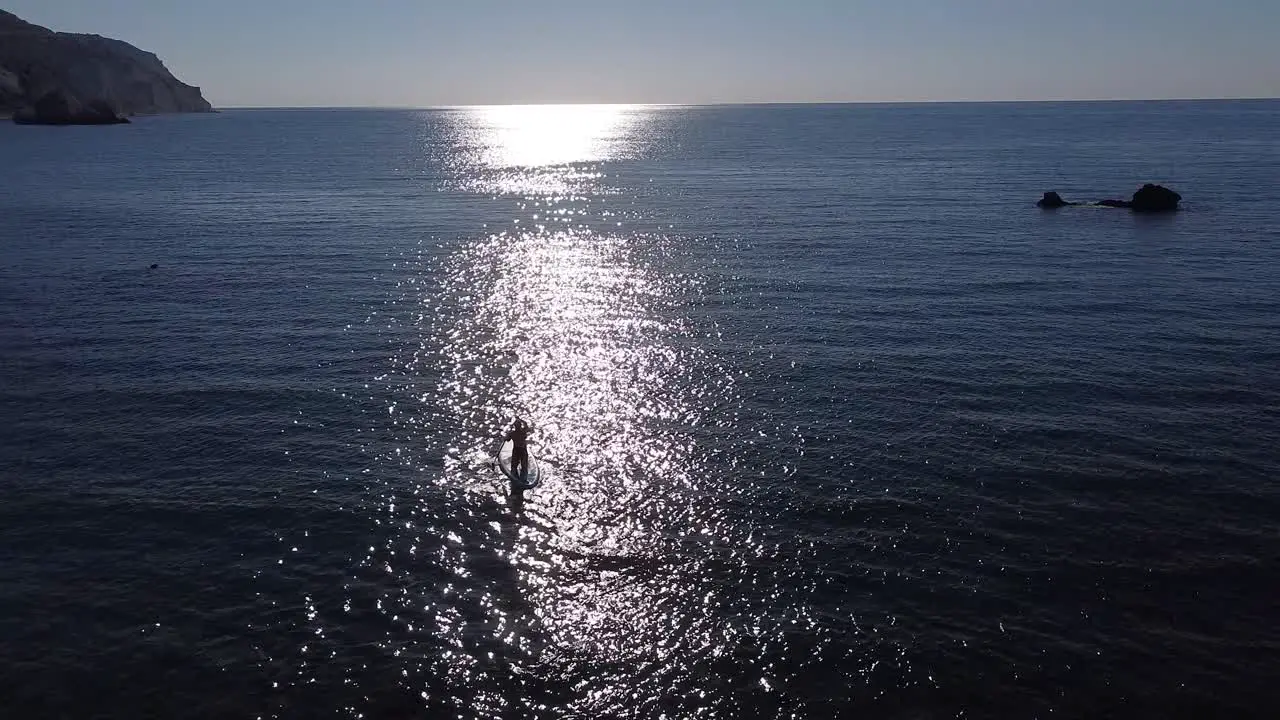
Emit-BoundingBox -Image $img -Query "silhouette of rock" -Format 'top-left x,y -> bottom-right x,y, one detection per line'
1034,185 -> 1182,212
1037,191 -> 1073,209
1130,183 -> 1181,213
13,90 -> 129,125
2,9 -> 212,122
1096,199 -> 1131,209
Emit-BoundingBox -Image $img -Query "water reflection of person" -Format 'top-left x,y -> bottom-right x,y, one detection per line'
504,418 -> 532,481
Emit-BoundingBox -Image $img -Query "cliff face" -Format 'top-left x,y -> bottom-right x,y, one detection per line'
0,9 -> 213,117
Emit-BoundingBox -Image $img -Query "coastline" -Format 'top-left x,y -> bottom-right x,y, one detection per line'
0,108 -> 217,123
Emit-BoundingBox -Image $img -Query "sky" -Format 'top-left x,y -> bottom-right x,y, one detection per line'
5,0 -> 1278,107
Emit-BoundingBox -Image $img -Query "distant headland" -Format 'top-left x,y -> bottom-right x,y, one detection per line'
0,8 -> 213,125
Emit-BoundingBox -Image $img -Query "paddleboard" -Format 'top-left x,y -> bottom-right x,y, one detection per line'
496,438 -> 542,490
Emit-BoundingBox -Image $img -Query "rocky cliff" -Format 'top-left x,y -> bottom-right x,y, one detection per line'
0,9 -> 212,119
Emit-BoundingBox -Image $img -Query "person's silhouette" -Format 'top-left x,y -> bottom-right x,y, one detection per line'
504,418 -> 532,481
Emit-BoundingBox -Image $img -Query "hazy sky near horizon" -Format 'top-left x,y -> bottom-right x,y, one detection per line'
6,0 -> 1278,107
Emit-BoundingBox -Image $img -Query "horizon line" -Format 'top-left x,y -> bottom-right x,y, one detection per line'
213,95 -> 1280,111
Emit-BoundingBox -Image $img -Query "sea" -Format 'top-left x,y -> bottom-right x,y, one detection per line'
1,101 -> 1278,719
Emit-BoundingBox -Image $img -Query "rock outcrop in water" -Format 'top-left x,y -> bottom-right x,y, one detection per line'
1,8 -> 212,124
1128,183 -> 1182,212
1036,184 -> 1182,213
1036,191 -> 1073,209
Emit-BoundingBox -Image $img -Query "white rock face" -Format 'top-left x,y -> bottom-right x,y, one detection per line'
1,9 -> 213,118
0,66 -> 22,97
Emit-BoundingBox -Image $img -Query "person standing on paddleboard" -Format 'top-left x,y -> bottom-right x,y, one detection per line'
505,418 -> 532,480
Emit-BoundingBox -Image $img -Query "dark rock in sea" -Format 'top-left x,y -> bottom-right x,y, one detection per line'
1036,191 -> 1073,209
1,9 -> 212,122
1096,198 -> 1132,209
1035,185 -> 1182,212
1129,183 -> 1181,213
13,90 -> 129,125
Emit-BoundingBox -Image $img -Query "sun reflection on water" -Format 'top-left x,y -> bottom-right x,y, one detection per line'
405,105 -> 774,714
274,105 -> 841,718
467,104 -> 643,168
416,219 -> 772,715
437,104 -> 649,196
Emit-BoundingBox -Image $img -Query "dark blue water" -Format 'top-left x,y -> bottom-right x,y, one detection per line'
2,101 -> 1279,719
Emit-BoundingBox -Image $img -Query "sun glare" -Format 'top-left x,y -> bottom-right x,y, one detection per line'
465,104 -> 642,168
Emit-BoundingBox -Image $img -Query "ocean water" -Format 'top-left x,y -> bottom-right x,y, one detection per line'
1,101 -> 1279,719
